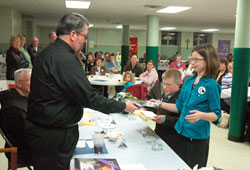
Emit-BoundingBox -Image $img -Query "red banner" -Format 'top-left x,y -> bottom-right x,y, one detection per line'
129,37 -> 138,57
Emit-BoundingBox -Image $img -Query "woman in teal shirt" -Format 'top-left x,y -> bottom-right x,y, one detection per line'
158,44 -> 221,168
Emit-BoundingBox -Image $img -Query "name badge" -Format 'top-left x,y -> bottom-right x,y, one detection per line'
198,86 -> 206,95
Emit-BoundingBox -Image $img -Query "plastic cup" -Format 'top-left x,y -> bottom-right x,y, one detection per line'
93,133 -> 104,153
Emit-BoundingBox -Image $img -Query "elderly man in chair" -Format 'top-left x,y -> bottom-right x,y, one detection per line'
0,68 -> 31,164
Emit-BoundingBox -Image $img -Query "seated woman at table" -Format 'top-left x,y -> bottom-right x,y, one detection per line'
227,53 -> 233,63
169,55 -> 186,71
221,62 -> 233,113
85,53 -> 95,75
123,53 -> 144,77
139,60 -> 158,92
215,58 -> 228,85
106,53 -> 121,73
91,58 -> 106,75
122,71 -> 135,92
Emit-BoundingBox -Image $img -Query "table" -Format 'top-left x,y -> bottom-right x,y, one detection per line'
88,74 -> 142,86
71,111 -> 190,170
221,87 -> 250,101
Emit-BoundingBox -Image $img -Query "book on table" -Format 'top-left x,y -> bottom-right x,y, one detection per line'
75,158 -> 121,170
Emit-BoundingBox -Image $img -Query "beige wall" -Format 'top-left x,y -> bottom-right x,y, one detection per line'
12,8 -> 22,36
0,6 -> 13,44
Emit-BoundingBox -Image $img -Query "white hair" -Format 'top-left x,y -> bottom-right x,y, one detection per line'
14,68 -> 32,82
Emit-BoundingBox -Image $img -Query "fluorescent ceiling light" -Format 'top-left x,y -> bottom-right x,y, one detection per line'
160,27 -> 176,30
116,25 -> 122,29
202,29 -> 219,32
89,24 -> 93,28
156,6 -> 191,13
65,1 -> 91,9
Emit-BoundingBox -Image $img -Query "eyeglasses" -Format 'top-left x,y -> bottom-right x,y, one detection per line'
78,33 -> 88,40
161,82 -> 173,87
190,57 -> 205,63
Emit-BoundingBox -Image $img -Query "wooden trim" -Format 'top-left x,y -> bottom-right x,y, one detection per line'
0,147 -> 17,170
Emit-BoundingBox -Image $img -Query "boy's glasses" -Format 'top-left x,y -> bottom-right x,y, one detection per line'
190,57 -> 204,63
161,82 -> 173,87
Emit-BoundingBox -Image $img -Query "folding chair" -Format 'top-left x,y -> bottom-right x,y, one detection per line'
0,126 -> 32,170
125,84 -> 148,100
147,79 -> 161,100
0,147 -> 17,170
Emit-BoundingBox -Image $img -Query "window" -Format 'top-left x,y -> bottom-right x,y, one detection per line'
161,32 -> 178,45
193,33 -> 208,46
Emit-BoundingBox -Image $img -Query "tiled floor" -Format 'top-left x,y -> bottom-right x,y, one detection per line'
1,123 -> 250,170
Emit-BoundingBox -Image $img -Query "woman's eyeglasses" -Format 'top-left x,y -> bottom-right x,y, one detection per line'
190,58 -> 204,63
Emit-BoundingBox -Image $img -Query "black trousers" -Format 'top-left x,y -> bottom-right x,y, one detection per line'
24,120 -> 79,170
178,135 -> 209,169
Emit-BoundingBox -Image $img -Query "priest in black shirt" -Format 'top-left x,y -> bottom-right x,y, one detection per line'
24,13 -> 138,170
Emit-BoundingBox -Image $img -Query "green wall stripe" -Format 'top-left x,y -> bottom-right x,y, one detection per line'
146,46 -> 158,69
229,48 -> 250,141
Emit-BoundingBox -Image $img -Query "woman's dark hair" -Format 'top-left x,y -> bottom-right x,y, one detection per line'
219,58 -> 228,66
192,44 -> 219,79
147,60 -> 155,67
56,13 -> 89,36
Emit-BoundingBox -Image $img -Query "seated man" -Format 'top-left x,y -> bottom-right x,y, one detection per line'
151,69 -> 182,156
0,68 -> 31,163
106,53 -> 121,73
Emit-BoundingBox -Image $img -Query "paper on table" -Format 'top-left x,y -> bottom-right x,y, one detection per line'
120,163 -> 148,170
76,140 -> 86,148
86,140 -> 94,148
140,110 -> 157,119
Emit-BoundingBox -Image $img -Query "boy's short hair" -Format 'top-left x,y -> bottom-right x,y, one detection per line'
162,68 -> 182,84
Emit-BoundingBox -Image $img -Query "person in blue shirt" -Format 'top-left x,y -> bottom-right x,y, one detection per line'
156,44 -> 221,168
122,71 -> 135,92
106,53 -> 121,73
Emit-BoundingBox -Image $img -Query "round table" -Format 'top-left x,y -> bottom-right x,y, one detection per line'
88,74 -> 142,86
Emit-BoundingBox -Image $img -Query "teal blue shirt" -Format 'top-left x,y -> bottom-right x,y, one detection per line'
174,74 -> 221,139
122,81 -> 134,92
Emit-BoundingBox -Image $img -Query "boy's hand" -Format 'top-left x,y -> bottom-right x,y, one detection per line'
153,115 -> 164,124
149,99 -> 157,102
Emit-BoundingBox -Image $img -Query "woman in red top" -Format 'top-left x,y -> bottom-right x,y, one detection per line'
169,55 -> 186,71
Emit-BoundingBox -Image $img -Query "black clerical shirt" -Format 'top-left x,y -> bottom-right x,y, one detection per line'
27,38 -> 126,127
